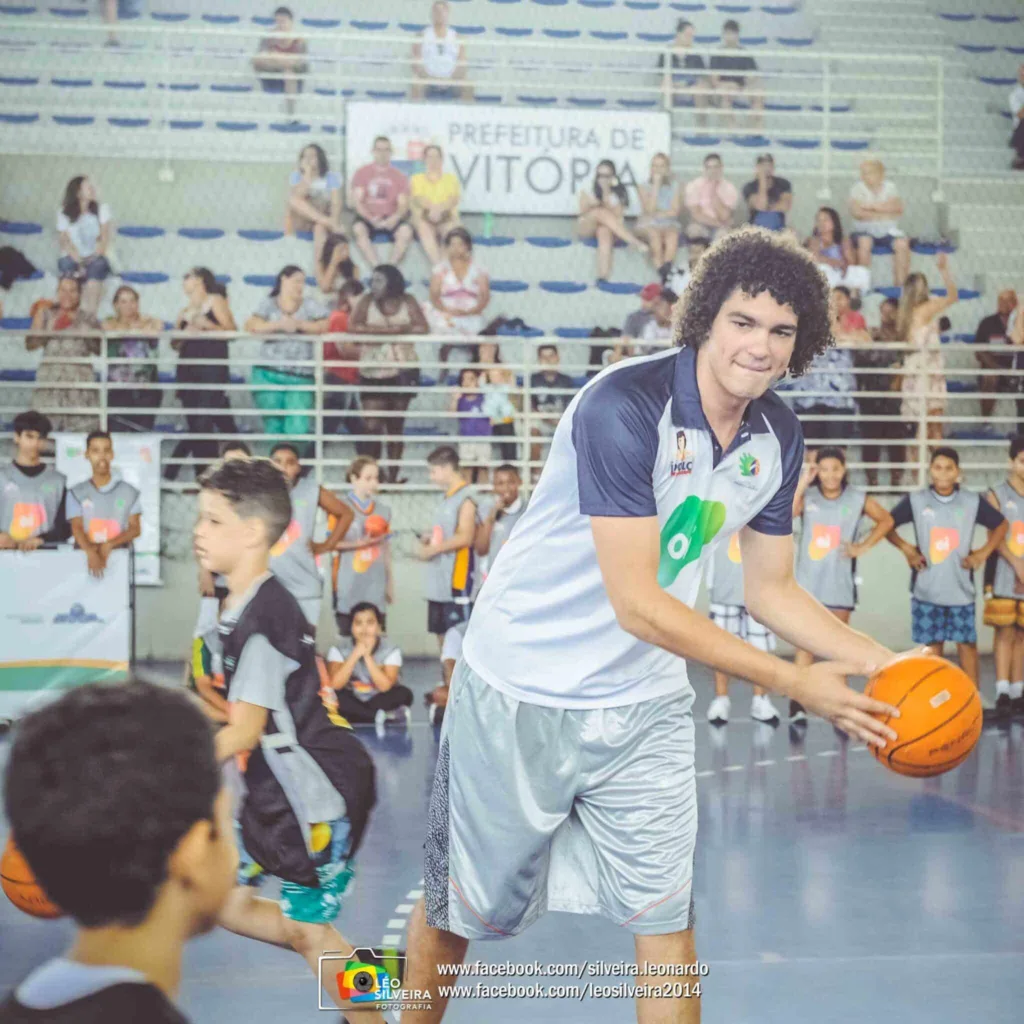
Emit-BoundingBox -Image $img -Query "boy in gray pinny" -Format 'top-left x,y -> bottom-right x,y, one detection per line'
886,447 -> 1006,685
67,430 -> 142,578
982,435 -> 1024,717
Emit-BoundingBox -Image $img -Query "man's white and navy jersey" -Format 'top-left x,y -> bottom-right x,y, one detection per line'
462,345 -> 803,709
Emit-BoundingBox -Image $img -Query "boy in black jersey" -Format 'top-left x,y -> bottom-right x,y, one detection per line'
193,458 -> 378,1011
0,682 -> 237,1024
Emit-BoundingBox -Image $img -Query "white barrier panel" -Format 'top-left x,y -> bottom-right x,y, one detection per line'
346,101 -> 672,215
0,548 -> 130,720
54,432 -> 163,585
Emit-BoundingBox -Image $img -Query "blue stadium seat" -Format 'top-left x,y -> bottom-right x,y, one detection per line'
534,0 -> 569,6
0,76 -> 39,85
541,281 -> 588,294
50,7 -> 88,17
763,4 -> 798,13
985,13 -> 1019,22
695,34 -> 719,43
109,117 -> 150,128
911,241 -> 957,255
718,4 -> 752,11
779,139 -> 820,149
0,220 -> 40,236
52,78 -> 93,87
270,122 -> 311,133
1008,46 -> 1024,55
472,235 -> 515,247
619,99 -> 658,108
526,236 -> 572,248
958,44 -> 997,54
545,29 -> 581,38
874,286 -> 901,299
217,121 -> 259,131
980,76 -> 1015,87
568,97 -> 607,107
453,24 -> 487,34
366,90 -> 405,100
151,11 -> 189,21
202,14 -> 240,24
120,272 -> 170,285
169,120 -> 203,130
637,32 -> 674,43
496,324 -> 544,338
0,6 -> 38,14
251,16 -> 274,25
740,36 -> 768,46
679,134 -> 721,145
495,27 -> 533,36
580,236 -> 627,248
490,280 -> 530,292
937,12 -> 974,21
935,287 -> 981,300
211,83 -> 253,93
832,140 -> 870,151
518,95 -> 558,104
810,103 -> 852,113
178,228 -> 225,240
119,226 -> 165,239
399,22 -> 427,32
475,94 -> 503,102
351,20 -> 389,30
946,382 -> 979,394
591,30 -> 629,40
303,17 -> 341,28
0,113 -> 39,123
578,0 -> 615,7
238,229 -> 285,242
626,1 -> 661,9
596,281 -> 642,295
244,275 -> 277,288
0,320 -> 32,332
104,80 -> 145,90
168,83 -> 200,92
731,134 -> 771,147
766,102 -> 801,111
53,115 -> 93,125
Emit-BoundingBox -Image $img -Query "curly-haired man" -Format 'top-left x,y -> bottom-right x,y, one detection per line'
404,227 -> 908,1024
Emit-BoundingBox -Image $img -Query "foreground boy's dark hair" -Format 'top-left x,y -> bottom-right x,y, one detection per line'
200,457 -> 292,547
3,681 -> 220,928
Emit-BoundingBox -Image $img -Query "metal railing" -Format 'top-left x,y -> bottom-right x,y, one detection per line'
0,17 -> 945,185
2,329 -> 1021,494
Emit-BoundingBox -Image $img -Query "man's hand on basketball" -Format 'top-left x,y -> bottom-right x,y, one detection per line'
792,661 -> 900,748
904,547 -> 927,572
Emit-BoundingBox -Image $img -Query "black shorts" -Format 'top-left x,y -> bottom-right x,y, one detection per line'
427,600 -> 472,637
353,215 -> 411,241
335,611 -> 386,637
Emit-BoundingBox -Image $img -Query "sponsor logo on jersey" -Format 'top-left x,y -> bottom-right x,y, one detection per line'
658,495 -> 726,587
670,428 -> 694,477
929,526 -> 959,565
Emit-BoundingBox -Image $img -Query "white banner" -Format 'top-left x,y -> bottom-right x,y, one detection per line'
346,101 -> 672,216
55,431 -> 162,585
0,548 -> 130,720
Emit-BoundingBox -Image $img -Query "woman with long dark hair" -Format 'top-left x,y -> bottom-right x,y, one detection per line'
56,175 -> 113,316
577,159 -> 647,281
165,268 -> 238,481
101,284 -> 163,431
285,143 -> 344,268
805,206 -> 869,294
348,264 -> 429,483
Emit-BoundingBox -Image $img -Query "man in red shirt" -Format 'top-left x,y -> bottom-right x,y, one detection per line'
349,136 -> 415,268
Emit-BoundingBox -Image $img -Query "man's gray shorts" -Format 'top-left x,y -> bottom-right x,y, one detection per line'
424,660 -> 697,940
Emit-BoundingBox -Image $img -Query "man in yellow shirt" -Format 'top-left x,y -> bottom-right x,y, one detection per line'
410,144 -> 461,265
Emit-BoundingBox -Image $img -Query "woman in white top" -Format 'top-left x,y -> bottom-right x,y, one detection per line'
56,175 -> 112,316
284,144 -> 344,268
898,251 -> 959,457
411,0 -> 472,100
577,159 -> 647,282
427,227 -> 491,366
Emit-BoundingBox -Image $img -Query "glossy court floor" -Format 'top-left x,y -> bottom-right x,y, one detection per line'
1,660 -> 1023,1023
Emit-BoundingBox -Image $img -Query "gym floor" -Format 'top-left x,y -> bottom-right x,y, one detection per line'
1,659 -> 1022,1023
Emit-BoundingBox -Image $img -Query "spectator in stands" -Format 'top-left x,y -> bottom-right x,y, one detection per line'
973,289 -> 1018,418
245,265 -> 331,441
805,206 -> 871,295
349,136 -> 415,268
166,268 -> 238,482
428,227 -> 491,365
529,344 -> 575,479
610,287 -> 677,363
742,154 -> 791,232
27,276 -> 101,433
684,153 -> 738,244
57,175 -> 112,317
832,286 -> 868,339
848,159 -> 910,287
451,367 -> 491,484
0,410 -> 68,551
710,19 -> 763,128
412,1 -> 471,101
101,284 -> 162,432
636,153 -> 682,278
786,324 -> 857,453
410,144 -> 462,267
577,159 -> 648,282
1009,64 -> 1024,170
324,279 -> 366,439
252,6 -> 308,118
316,231 -> 358,297
478,340 -> 518,462
619,282 -> 660,345
284,144 -> 343,268
898,252 -> 959,451
665,236 -> 708,295
100,0 -> 141,47
857,297 -> 905,487
657,19 -> 708,120
349,264 -> 429,483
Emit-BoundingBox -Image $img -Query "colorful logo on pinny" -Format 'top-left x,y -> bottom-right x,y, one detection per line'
739,453 -> 760,478
658,496 -> 726,587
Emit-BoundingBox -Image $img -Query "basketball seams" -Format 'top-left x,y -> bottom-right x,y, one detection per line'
884,689 -> 981,767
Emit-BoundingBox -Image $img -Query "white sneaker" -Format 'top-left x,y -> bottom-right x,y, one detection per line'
750,694 -> 781,725
707,695 -> 731,725
391,705 -> 411,727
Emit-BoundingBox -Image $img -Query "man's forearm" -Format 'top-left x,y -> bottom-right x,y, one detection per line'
746,576 -> 889,668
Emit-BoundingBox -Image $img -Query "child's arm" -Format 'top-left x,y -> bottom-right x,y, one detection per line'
327,646 -> 361,689
985,491 -> 1024,585
195,675 -> 229,722
215,701 -> 268,763
844,497 -> 895,559
419,498 -> 477,559
101,513 -> 142,559
312,488 -> 355,557
70,516 -> 105,577
792,461 -> 816,519
885,494 -> 926,569
474,503 -> 497,557
963,506 -> 1008,571
362,651 -> 400,693
384,535 -> 394,604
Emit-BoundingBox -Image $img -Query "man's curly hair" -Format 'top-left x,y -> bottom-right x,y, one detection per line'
672,226 -> 834,379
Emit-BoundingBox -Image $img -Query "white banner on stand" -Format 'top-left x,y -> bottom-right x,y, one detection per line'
346,101 -> 672,215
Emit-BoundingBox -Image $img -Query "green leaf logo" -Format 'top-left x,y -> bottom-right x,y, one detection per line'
658,496 -> 727,587
739,453 -> 760,478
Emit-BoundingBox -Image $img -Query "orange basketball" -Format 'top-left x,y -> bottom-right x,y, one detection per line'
865,655 -> 982,778
364,514 -> 389,538
1,837 -> 62,919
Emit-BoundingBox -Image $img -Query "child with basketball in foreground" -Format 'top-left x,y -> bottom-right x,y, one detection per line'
789,447 -> 895,720
983,435 -> 1024,717
193,458 -> 379,1014
0,683 -> 237,1024
886,447 -> 1007,683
